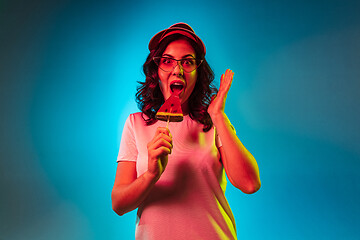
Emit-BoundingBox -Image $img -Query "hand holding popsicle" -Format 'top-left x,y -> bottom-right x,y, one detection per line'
147,127 -> 173,180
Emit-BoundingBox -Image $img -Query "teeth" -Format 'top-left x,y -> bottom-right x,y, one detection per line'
170,82 -> 184,94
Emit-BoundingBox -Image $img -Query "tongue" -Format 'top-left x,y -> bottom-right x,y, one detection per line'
170,85 -> 184,96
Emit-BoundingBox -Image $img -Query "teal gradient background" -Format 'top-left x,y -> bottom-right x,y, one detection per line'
1,0 -> 359,239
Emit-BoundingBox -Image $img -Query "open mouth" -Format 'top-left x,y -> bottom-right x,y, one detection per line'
170,82 -> 185,95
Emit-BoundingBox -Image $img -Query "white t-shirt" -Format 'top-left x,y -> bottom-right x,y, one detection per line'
117,112 -> 237,240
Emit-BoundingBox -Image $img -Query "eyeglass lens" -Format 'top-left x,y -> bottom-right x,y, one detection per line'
154,57 -> 201,73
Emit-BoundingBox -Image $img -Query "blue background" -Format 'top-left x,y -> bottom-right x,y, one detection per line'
1,0 -> 359,239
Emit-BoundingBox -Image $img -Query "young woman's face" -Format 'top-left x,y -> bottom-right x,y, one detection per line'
158,39 -> 198,107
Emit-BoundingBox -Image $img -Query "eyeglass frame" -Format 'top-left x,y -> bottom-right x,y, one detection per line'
153,56 -> 204,73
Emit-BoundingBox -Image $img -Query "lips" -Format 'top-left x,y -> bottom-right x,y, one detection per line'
170,80 -> 185,96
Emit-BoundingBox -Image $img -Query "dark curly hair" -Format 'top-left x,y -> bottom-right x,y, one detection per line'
135,35 -> 217,132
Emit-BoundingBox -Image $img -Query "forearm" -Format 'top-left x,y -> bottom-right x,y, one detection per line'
112,171 -> 157,216
212,112 -> 261,193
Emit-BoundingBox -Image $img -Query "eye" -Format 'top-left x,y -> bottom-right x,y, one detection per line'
161,57 -> 173,65
182,58 -> 196,66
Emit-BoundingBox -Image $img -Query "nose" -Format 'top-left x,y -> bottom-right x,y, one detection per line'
173,61 -> 184,75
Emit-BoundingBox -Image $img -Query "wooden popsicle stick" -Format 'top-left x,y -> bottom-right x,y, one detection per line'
166,115 -> 170,128
166,107 -> 172,128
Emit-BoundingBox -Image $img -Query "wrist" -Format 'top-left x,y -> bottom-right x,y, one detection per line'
210,111 -> 227,126
144,170 -> 159,184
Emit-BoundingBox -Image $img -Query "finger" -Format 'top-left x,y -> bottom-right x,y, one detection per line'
155,127 -> 171,137
150,146 -> 171,162
151,135 -> 173,152
153,129 -> 172,141
153,146 -> 171,156
222,69 -> 234,91
220,69 -> 233,85
224,69 -> 233,81
149,127 -> 172,146
219,73 -> 226,92
219,69 -> 233,95
210,94 -> 217,102
148,134 -> 172,154
150,136 -> 172,152
148,145 -> 172,160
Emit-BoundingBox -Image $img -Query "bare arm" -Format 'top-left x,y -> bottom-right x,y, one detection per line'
111,162 -> 158,216
208,69 -> 261,194
111,127 -> 172,216
215,113 -> 261,194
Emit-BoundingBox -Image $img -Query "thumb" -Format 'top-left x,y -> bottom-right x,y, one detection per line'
210,94 -> 217,102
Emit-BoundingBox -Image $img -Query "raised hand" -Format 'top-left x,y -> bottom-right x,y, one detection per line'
208,69 -> 234,120
147,127 -> 173,181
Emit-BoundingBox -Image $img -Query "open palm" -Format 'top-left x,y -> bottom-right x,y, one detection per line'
208,69 -> 234,118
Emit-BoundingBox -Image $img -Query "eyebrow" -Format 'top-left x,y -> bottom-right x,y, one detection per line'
162,54 -> 195,58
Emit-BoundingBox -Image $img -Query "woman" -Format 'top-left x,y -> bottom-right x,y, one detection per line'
112,23 -> 261,240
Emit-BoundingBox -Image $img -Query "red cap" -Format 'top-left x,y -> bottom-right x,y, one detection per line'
148,23 -> 206,56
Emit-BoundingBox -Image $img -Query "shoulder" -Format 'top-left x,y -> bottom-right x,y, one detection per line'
125,112 -> 143,122
128,112 -> 148,124
126,112 -> 155,129
128,112 -> 142,120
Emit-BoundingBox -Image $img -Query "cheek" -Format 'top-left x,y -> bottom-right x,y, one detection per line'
158,71 -> 167,89
190,70 -> 197,79
187,71 -> 198,89
158,70 -> 171,99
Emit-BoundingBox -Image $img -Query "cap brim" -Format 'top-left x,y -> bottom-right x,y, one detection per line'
148,24 -> 206,56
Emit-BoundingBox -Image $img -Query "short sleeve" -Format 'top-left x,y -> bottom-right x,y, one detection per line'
117,115 -> 138,162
